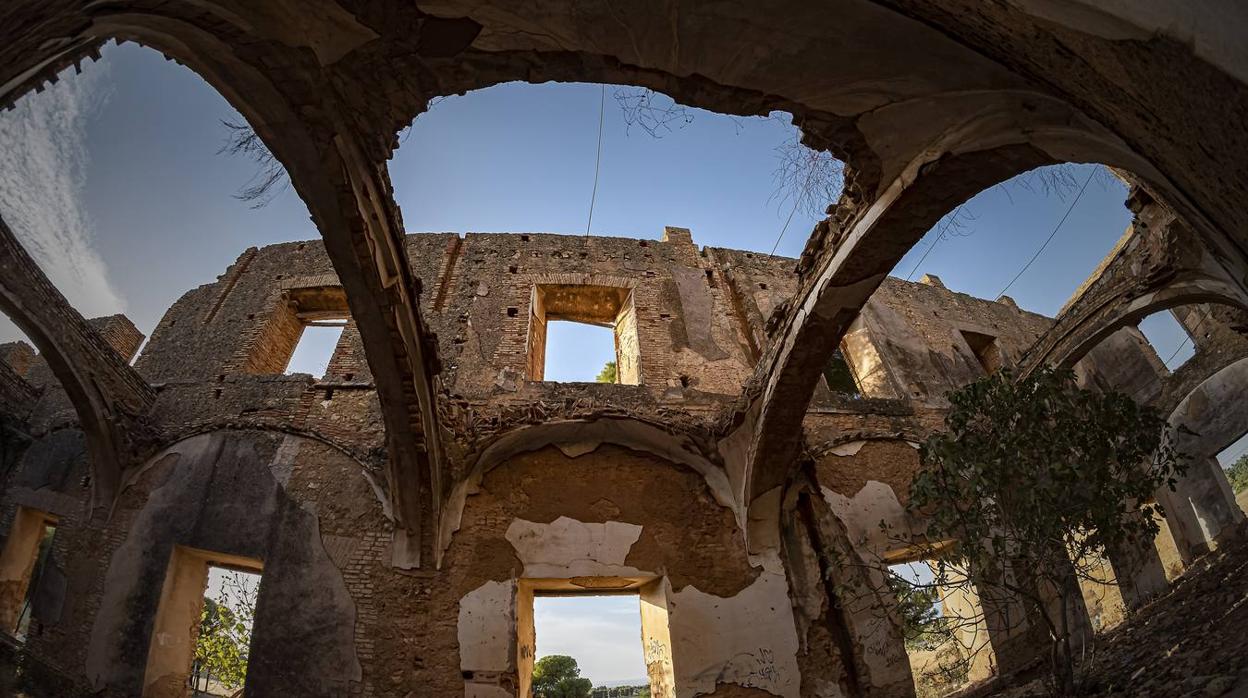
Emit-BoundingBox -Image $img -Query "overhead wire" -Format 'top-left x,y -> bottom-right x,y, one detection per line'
768,192 -> 805,258
996,169 -> 1095,298
905,204 -> 965,281
584,84 -> 606,240
1162,311 -> 1208,367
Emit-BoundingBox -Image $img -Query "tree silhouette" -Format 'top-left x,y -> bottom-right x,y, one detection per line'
533,655 -> 593,698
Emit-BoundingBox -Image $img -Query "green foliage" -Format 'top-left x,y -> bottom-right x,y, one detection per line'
822,349 -> 860,395
907,367 -> 1185,695
533,655 -> 593,698
887,575 -> 948,651
193,571 -> 258,691
596,361 -> 617,384
1225,452 -> 1248,494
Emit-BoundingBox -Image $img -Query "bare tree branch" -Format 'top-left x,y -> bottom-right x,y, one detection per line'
218,120 -> 289,209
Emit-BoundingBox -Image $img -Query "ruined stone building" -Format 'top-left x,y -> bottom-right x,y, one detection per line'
2,2 -> 1248,697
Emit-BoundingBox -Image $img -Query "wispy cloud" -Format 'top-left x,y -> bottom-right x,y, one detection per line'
0,58 -> 123,343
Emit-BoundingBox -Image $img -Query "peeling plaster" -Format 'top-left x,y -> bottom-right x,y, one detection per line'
506,517 -> 645,578
668,552 -> 801,698
459,580 -> 516,673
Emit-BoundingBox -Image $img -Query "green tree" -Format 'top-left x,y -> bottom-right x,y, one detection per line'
903,367 -> 1184,696
595,361 -> 617,384
887,574 -> 948,651
533,655 -> 593,698
1225,452 -> 1248,494
193,571 -> 259,692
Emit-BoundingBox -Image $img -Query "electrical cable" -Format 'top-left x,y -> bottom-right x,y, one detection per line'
1163,311 -> 1208,366
584,84 -> 606,240
905,205 -> 964,281
997,170 -> 1095,298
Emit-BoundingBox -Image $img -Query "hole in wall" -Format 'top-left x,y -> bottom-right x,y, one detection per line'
146,547 -> 263,697
544,321 -> 617,383
888,559 -> 983,696
1137,308 -> 1198,371
531,594 -> 649,696
0,508 -> 58,642
284,319 -> 346,378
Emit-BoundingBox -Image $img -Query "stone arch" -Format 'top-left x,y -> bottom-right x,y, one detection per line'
0,227 -> 154,511
1160,357 -> 1248,558
437,416 -> 736,567
84,429 -> 373,696
1057,287 -> 1248,371
744,110 -> 1167,506
442,426 -> 794,698
0,7 -> 443,559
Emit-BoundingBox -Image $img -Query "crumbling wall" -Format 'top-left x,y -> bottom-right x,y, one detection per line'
443,444 -> 807,697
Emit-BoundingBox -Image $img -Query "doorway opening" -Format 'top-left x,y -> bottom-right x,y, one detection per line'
0,507 -> 58,641
190,565 -> 262,696
517,579 -> 673,698
888,559 -> 986,697
144,546 -> 262,698
531,594 -> 645,697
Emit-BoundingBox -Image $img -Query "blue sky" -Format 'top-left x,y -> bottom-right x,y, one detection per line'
0,40 -> 1233,681
534,595 -> 646,686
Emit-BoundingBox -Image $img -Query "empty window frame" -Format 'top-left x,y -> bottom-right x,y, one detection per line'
526,284 -> 640,384
959,330 -> 1002,374
0,507 -> 57,640
516,579 -> 673,698
887,556 -> 995,694
285,319 -> 347,377
144,546 -> 263,698
544,321 -> 618,383
244,286 -> 349,378
532,595 -> 645,695
823,346 -> 863,396
1137,307 -> 1198,371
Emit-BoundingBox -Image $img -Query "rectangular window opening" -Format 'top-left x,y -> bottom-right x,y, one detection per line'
1138,308 -> 1197,371
284,318 -> 347,378
189,566 -> 262,696
823,346 -> 863,397
0,507 -> 58,641
544,321 -> 618,384
959,330 -> 1002,374
145,546 -> 262,698
244,286 -> 350,377
888,558 -> 987,695
532,594 -> 647,697
527,284 -> 640,385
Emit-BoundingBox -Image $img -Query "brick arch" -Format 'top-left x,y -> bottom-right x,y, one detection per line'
0,218 -> 154,511
437,416 -> 735,568
740,138 -> 1150,508
0,8 -> 445,562
1041,285 -> 1248,374
4,2 -> 1248,568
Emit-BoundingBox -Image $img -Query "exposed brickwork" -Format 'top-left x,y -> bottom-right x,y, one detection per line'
0,227 -> 1241,697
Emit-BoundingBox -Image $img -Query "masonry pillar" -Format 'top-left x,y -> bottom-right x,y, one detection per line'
1157,457 -> 1245,562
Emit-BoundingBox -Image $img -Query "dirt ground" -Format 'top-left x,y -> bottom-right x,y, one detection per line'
980,535 -> 1248,698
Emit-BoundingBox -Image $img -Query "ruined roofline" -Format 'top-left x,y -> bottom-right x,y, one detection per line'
876,275 -> 1056,323
228,230 -> 1056,322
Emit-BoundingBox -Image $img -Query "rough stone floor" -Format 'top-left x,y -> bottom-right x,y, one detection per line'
987,536 -> 1248,698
